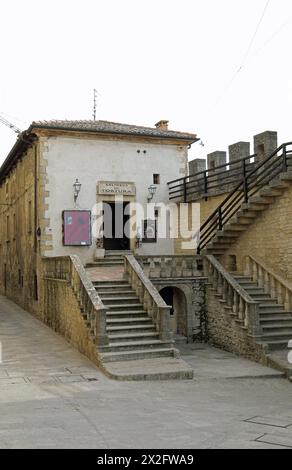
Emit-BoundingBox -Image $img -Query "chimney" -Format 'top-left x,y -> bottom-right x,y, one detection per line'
155,120 -> 169,131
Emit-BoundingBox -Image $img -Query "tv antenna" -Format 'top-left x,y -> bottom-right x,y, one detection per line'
93,89 -> 97,121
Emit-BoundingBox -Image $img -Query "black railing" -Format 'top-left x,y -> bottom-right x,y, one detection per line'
197,142 -> 292,253
168,153 -> 261,202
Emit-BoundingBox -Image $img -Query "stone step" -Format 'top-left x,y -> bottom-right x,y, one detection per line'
91,260 -> 124,266
213,236 -> 237,245
224,223 -> 246,231
241,202 -> 267,211
246,292 -> 274,299
205,249 -> 226,256
253,297 -> 279,303
236,218 -> 254,226
100,340 -> 173,353
233,276 -> 253,280
260,313 -> 292,321
269,180 -> 290,189
93,280 -> 129,286
216,230 -> 238,238
258,303 -> 284,311
259,338 -> 291,351
237,209 -> 257,218
248,195 -> 273,205
101,296 -> 140,305
97,290 -> 135,297
105,250 -> 132,256
242,286 -> 265,293
209,243 -> 231,250
106,309 -> 146,317
235,282 -> 259,289
259,187 -> 284,197
99,347 -> 175,363
94,284 -> 131,292
262,323 -> 292,330
107,324 -> 156,333
108,332 -> 159,343
261,331 -> 292,340
280,172 -> 292,181
106,317 -> 151,325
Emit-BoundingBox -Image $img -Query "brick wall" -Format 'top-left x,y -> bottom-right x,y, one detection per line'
0,143 -> 41,315
221,184 -> 292,281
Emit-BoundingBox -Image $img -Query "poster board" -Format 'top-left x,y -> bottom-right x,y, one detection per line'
62,210 -> 91,246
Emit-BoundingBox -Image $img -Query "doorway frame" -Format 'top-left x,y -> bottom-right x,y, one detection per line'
96,184 -> 136,252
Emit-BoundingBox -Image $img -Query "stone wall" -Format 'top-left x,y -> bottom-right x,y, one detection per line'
174,193 -> 227,254
43,277 -> 99,365
221,184 -> 292,281
0,142 -> 41,316
206,286 -> 265,362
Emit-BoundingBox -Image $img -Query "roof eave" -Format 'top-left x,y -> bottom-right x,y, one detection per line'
28,124 -> 198,144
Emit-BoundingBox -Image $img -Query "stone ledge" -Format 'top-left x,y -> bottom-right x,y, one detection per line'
101,357 -> 194,381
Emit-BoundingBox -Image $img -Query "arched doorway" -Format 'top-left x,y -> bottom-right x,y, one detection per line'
159,286 -> 187,337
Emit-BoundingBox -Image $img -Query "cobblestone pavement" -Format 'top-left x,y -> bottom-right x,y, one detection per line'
0,295 -> 292,449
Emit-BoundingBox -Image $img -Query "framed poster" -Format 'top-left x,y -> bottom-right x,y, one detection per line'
62,210 -> 91,246
142,219 -> 157,243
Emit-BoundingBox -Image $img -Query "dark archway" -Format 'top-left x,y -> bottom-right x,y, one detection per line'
159,286 -> 187,337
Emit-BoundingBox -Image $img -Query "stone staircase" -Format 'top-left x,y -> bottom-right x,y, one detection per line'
234,275 -> 292,352
87,250 -> 132,267
93,278 -> 176,363
205,172 -> 292,255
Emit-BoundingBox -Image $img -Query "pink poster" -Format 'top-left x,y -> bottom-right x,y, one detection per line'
63,210 -> 91,246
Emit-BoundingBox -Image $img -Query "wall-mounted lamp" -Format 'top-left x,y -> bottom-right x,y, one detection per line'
73,178 -> 82,203
147,184 -> 157,202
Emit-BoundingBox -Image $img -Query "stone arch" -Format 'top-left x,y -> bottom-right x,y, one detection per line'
159,285 -> 188,337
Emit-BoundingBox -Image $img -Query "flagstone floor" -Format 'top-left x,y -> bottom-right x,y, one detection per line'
0,295 -> 292,449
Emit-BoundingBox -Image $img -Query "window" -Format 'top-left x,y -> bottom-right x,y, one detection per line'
6,215 -> 10,241
153,174 -> 160,184
13,214 -> 16,239
142,219 -> 157,243
28,201 -> 32,233
34,272 -> 38,301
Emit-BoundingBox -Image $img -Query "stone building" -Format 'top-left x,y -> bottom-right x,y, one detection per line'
0,120 -> 200,362
2,122 -> 292,379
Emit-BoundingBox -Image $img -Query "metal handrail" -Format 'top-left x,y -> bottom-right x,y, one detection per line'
168,153 -> 257,201
197,142 -> 292,253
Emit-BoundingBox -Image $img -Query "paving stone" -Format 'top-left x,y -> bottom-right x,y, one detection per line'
0,294 -> 292,449
256,432 -> 292,448
245,415 -> 292,428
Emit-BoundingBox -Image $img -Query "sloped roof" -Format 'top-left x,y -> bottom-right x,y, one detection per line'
29,119 -> 198,142
0,119 -> 198,183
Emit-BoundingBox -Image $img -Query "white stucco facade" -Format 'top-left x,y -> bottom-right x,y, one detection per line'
43,134 -> 189,264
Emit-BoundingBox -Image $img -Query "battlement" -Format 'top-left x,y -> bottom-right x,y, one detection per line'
169,130 -> 279,202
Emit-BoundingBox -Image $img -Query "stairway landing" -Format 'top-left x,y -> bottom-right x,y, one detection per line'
85,254 -> 193,380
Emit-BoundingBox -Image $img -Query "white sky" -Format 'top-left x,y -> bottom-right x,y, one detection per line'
0,0 -> 292,165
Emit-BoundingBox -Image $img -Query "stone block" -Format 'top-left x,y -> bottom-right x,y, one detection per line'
228,142 -> 250,163
253,131 -> 278,162
188,158 -> 206,176
207,151 -> 226,171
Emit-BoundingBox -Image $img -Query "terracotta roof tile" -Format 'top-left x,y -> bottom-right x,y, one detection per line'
30,119 -> 198,142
